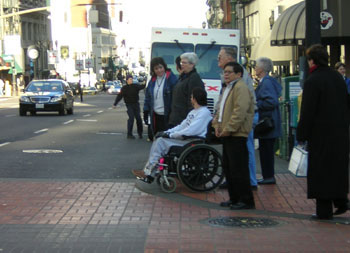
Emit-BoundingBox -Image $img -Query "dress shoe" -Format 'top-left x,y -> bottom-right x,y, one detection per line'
127,135 -> 135,139
251,185 -> 258,191
132,169 -> 146,178
220,200 -> 234,207
219,181 -> 228,189
333,206 -> 349,215
310,214 -> 333,220
138,134 -> 143,139
257,177 -> 276,185
230,202 -> 255,210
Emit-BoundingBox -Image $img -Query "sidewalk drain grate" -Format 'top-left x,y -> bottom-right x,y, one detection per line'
204,217 -> 279,228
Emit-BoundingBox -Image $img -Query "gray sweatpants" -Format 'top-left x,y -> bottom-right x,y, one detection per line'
144,137 -> 191,176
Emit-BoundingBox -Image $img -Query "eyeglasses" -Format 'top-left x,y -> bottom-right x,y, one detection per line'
223,70 -> 234,75
180,61 -> 189,65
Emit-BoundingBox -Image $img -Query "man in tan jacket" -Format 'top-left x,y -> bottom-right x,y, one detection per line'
212,62 -> 255,210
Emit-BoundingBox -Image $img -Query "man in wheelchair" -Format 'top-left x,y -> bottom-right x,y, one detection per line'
132,87 -> 212,181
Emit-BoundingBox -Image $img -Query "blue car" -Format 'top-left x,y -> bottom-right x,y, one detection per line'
19,79 -> 74,116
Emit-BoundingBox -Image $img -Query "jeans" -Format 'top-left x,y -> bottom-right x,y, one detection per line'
247,112 -> 259,186
126,103 -> 143,136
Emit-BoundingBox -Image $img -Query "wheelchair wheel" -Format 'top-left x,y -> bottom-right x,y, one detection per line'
160,177 -> 176,193
177,144 -> 224,192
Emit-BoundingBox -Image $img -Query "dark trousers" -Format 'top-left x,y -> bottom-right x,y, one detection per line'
258,138 -> 276,179
126,103 -> 143,136
316,198 -> 349,218
153,113 -> 168,134
222,136 -> 254,205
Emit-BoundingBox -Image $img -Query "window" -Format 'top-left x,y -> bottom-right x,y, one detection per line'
151,42 -> 194,75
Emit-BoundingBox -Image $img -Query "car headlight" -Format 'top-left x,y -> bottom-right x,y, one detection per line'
50,96 -> 63,102
20,96 -> 30,102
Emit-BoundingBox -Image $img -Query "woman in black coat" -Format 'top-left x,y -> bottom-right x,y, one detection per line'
168,52 -> 204,127
297,44 -> 350,220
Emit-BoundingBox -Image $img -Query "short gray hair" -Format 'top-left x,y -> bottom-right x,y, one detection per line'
221,47 -> 237,60
256,57 -> 273,73
181,52 -> 199,65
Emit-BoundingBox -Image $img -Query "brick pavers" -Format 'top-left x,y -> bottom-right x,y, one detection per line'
0,178 -> 349,252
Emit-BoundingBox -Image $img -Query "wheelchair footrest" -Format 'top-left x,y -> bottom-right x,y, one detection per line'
137,175 -> 154,184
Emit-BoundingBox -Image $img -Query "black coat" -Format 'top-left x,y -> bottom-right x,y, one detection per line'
297,66 -> 350,199
169,68 -> 204,126
113,83 -> 145,106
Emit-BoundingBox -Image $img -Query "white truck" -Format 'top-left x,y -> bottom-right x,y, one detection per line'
150,27 -> 240,112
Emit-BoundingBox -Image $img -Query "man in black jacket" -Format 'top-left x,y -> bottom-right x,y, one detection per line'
113,75 -> 145,139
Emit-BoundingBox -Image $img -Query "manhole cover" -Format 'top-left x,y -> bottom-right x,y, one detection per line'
203,217 -> 279,228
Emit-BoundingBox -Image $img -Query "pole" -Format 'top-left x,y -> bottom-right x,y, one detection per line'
305,0 -> 321,48
230,0 -> 237,29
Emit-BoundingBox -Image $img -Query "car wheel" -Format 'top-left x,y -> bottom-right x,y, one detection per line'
19,108 -> 26,116
58,106 -> 65,116
67,107 -> 73,115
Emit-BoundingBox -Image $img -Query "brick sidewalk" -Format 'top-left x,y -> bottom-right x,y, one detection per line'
0,175 -> 349,252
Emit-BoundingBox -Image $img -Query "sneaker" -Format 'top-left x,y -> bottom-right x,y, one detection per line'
132,169 -> 146,178
127,135 -> 135,139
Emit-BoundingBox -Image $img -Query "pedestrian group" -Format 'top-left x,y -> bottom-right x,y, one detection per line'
114,44 -> 349,219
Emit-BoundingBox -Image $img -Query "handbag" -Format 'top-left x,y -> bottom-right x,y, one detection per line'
254,117 -> 274,137
288,146 -> 308,177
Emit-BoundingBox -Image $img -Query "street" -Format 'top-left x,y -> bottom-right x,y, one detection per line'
0,93 -> 151,179
1,94 -> 350,252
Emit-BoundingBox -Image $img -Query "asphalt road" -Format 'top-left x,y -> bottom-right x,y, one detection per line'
0,93 -> 151,180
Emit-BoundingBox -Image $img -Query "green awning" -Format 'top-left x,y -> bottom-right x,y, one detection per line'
1,55 -> 23,74
8,61 -> 23,74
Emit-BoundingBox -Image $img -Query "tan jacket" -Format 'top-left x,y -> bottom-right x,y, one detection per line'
212,78 -> 254,137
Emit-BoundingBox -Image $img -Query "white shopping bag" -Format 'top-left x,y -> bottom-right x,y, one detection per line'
288,146 -> 308,177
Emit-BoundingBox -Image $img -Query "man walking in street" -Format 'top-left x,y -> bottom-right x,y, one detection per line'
217,47 -> 258,190
212,62 -> 255,209
113,75 -> 145,139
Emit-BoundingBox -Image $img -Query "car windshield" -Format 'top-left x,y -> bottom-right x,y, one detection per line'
27,81 -> 63,92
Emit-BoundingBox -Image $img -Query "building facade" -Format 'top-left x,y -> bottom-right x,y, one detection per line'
0,0 -> 51,86
207,0 -> 350,77
50,0 -> 116,85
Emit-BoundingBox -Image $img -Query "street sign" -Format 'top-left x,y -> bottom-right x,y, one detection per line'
48,50 -> 58,64
85,58 -> 94,68
60,46 -> 69,59
75,60 -> 84,71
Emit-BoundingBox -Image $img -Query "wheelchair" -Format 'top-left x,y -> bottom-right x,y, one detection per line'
142,124 -> 224,193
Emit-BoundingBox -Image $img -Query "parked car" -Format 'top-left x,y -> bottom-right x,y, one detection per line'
107,84 -> 122,95
105,81 -> 114,89
132,75 -> 139,84
82,86 -> 98,95
19,79 -> 74,116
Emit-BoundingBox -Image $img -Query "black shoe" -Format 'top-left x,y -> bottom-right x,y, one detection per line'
220,200 -> 234,207
219,181 -> 228,189
251,185 -> 258,191
311,214 -> 333,220
230,202 -> 255,210
333,206 -> 349,215
139,135 -> 143,139
127,135 -> 135,139
257,177 -> 276,185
